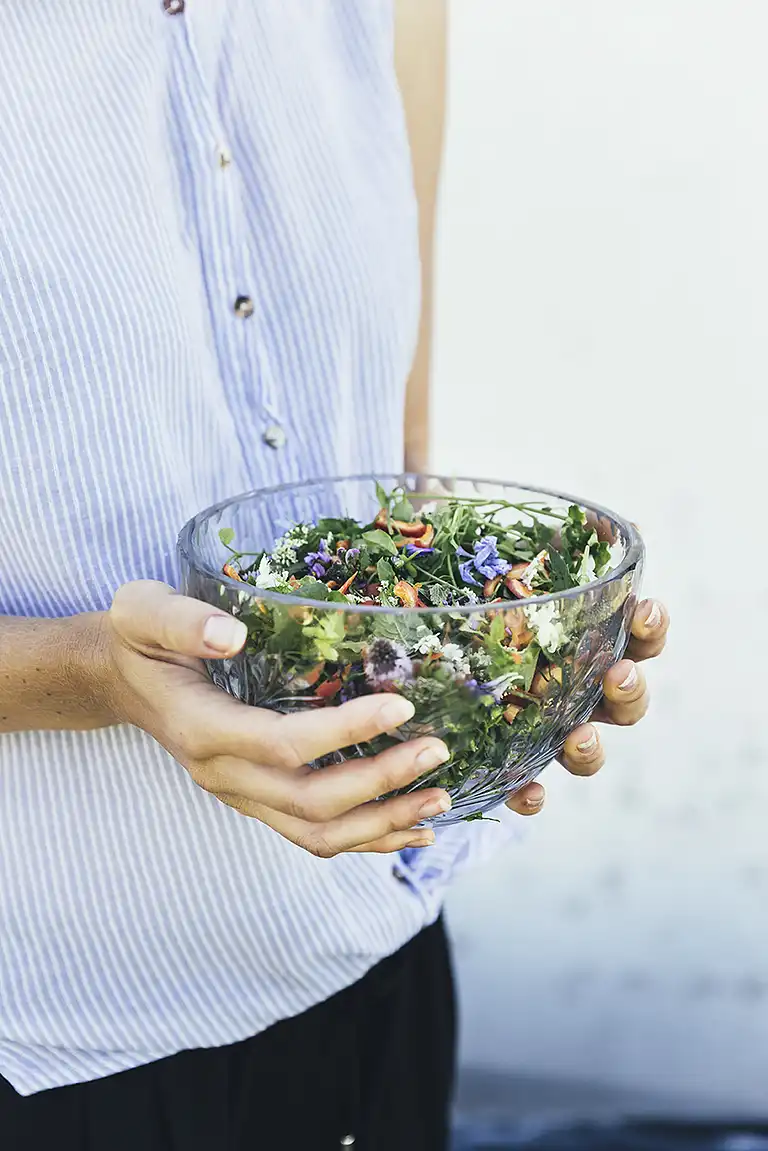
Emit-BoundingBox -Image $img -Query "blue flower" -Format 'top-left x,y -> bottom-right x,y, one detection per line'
404,544 -> 436,556
305,538 -> 333,578
458,558 -> 480,586
456,535 -> 511,584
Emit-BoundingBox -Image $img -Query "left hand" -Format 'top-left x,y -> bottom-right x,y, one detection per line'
506,598 -> 669,816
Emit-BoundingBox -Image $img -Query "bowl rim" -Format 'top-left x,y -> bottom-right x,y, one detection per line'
177,472 -> 645,616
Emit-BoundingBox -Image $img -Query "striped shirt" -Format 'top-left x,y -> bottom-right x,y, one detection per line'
0,1 -> 518,1096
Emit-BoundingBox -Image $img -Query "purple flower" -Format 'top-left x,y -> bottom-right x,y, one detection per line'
305,538 -> 333,578
363,638 -> 414,688
456,535 -> 511,584
458,558 -> 480,586
345,547 -> 361,566
404,544 -> 436,556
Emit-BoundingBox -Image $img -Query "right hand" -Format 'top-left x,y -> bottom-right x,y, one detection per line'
94,581 -> 451,856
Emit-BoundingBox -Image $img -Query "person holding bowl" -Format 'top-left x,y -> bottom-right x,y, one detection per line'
0,2 -> 668,1148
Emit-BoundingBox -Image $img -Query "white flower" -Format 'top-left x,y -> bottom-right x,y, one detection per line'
469,649 -> 492,673
415,632 -> 442,656
440,642 -> 471,675
527,600 -> 569,654
254,555 -> 281,589
441,643 -> 465,666
271,523 -> 310,573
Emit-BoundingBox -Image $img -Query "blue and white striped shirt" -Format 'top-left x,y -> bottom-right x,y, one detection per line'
0,1 -> 518,1096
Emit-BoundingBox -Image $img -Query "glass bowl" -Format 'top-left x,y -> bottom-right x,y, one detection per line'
178,474 -> 644,826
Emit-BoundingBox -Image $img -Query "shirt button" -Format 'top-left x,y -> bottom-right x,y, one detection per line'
262,424 -> 287,450
216,144 -> 232,170
392,865 -> 408,883
233,295 -> 254,319
163,0 -> 184,13
340,1138 -> 356,1147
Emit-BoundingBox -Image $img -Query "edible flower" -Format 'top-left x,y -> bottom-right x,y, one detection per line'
456,534 -> 511,585
304,538 -> 333,578
363,638 -> 413,688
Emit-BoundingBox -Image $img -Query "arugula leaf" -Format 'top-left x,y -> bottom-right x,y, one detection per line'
391,496 -> 415,522
376,558 -> 396,584
489,612 -> 505,646
548,545 -> 575,591
218,527 -> 235,547
593,540 -> 612,576
362,529 -> 397,556
296,578 -> 331,601
375,481 -> 389,511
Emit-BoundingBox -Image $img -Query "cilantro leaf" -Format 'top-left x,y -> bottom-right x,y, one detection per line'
218,527 -> 235,547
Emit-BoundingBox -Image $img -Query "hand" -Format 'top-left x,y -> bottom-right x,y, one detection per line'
505,598 -> 669,816
98,581 -> 454,857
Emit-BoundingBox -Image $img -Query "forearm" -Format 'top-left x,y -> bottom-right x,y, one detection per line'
396,0 -> 447,475
0,613 -> 113,733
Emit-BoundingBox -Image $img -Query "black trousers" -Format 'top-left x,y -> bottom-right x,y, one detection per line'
0,917 -> 455,1151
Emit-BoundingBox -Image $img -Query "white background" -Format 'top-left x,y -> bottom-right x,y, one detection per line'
435,1 -> 768,1110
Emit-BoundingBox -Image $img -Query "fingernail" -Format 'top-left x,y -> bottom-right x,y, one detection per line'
406,833 -> 435,848
577,728 -> 598,753
379,698 -> 416,730
419,793 -> 452,819
619,664 -> 638,691
415,743 -> 450,772
203,615 -> 247,654
644,601 -> 662,630
525,788 -> 545,808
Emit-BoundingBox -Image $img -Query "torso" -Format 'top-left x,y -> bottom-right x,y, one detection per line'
0,0 -> 434,1096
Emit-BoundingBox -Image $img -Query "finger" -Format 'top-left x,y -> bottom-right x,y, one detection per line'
255,787 -> 453,858
557,723 -> 606,776
626,598 -> 669,662
506,781 -> 546,815
595,660 -> 649,726
214,793 -> 436,852
352,829 -> 437,853
110,580 -> 248,659
220,692 -> 418,771
209,735 -> 451,822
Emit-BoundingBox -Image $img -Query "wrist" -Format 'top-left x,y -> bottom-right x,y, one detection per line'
61,611 -> 119,727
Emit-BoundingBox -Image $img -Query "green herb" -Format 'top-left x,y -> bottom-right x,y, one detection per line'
362,529 -> 398,556
212,481 -> 630,822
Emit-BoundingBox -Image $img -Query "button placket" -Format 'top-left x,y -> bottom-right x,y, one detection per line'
169,18 -> 286,452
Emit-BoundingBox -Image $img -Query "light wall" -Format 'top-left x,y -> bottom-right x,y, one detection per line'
436,0 -> 768,1109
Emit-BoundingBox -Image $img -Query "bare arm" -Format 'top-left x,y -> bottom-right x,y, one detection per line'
0,614 -> 112,732
395,0 -> 447,474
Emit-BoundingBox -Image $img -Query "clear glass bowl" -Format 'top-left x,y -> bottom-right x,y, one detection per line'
178,474 -> 644,826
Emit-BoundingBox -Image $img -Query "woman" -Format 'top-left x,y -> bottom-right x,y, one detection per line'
0,3 -> 668,1148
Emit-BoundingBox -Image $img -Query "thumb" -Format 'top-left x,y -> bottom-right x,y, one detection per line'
110,580 -> 247,659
